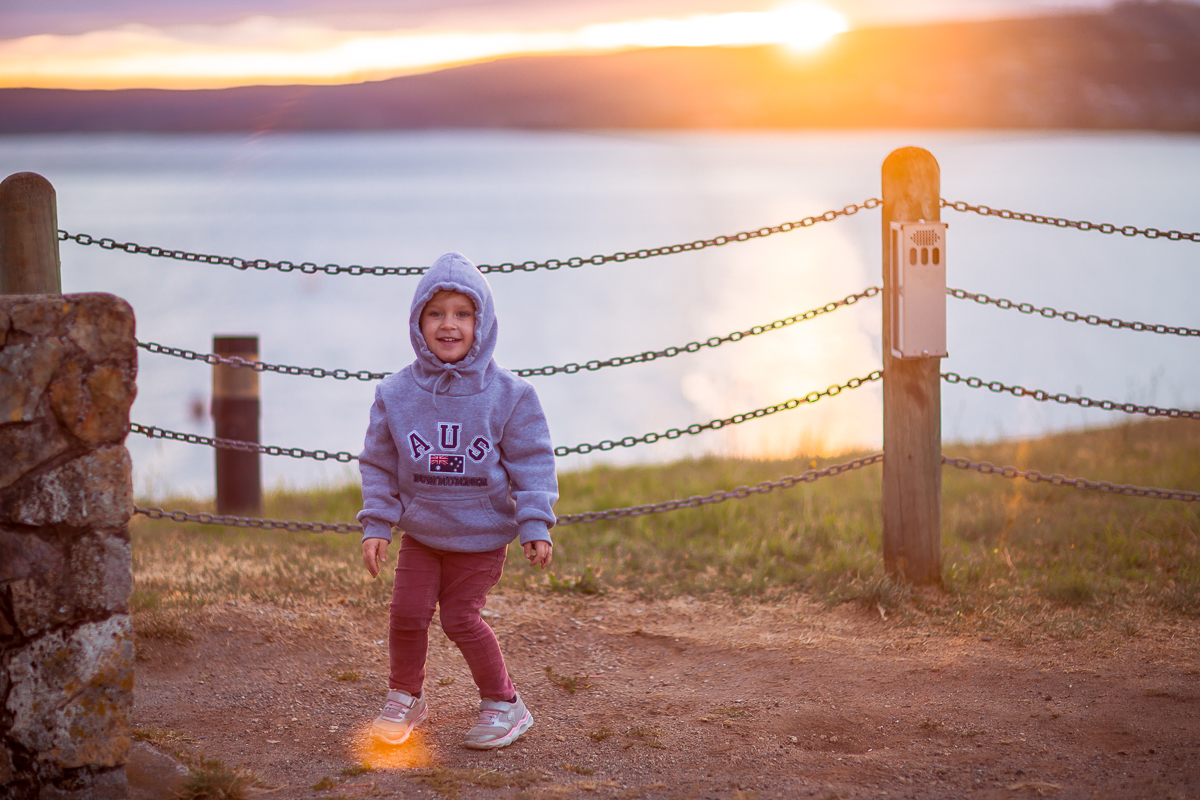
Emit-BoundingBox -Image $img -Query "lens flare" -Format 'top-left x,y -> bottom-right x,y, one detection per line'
350,724 -> 436,771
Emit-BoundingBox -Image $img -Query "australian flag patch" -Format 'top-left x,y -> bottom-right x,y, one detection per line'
428,454 -> 465,474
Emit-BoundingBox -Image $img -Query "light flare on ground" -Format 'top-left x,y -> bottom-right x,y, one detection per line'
0,2 -> 847,90
351,726 -> 436,770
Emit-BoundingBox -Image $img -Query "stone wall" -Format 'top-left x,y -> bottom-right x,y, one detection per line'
1,293 -> 137,800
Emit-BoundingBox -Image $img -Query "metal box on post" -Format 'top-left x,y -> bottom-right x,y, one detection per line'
888,220 -> 947,359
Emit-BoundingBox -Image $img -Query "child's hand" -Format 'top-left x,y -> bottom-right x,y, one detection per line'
362,537 -> 389,578
523,540 -> 552,569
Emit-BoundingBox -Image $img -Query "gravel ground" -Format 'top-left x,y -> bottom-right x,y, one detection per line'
132,592 -> 1200,799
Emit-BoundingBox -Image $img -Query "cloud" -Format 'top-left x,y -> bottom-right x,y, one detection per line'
0,0 -> 1119,39
0,3 -> 848,90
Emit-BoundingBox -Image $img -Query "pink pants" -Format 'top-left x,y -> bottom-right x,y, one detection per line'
388,534 -> 515,702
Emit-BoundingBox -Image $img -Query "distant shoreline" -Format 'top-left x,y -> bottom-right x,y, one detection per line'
3,3 -> 1200,135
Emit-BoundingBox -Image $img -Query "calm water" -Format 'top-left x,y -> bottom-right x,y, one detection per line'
2,130 -> 1197,498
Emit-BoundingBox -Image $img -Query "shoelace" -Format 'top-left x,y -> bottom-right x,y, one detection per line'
477,708 -> 501,725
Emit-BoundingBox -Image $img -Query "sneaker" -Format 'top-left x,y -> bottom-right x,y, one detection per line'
371,690 -> 428,745
462,694 -> 533,749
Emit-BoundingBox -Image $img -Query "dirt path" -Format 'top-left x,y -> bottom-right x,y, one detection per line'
132,593 -> 1200,799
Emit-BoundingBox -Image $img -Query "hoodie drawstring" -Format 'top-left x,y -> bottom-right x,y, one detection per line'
432,367 -> 464,409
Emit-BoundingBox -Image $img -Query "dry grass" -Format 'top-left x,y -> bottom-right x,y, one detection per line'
131,419 -> 1200,642
177,757 -> 262,800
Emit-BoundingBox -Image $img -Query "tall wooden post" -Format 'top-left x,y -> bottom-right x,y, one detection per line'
881,148 -> 942,584
212,335 -> 262,515
0,172 -> 62,295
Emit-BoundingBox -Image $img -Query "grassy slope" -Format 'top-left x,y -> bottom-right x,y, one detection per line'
131,419 -> 1199,639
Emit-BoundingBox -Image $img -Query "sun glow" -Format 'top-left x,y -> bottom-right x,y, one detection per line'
0,2 -> 848,91
352,725 -> 435,770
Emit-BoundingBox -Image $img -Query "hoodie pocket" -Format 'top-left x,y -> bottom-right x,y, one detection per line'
400,495 -> 515,538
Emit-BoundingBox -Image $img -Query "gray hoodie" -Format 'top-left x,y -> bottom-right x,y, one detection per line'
357,252 -> 558,551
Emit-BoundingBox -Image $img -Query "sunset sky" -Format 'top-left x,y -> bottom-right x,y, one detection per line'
0,0 -> 1122,91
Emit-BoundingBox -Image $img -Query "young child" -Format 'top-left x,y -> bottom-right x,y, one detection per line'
358,252 -> 557,749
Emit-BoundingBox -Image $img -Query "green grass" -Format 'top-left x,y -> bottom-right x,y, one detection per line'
131,419 -> 1200,630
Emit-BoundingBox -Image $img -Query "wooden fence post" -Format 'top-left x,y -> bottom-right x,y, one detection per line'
881,147 -> 943,584
0,172 -> 62,295
212,335 -> 262,515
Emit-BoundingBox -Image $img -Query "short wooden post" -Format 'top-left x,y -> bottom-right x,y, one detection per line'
212,335 -> 262,515
881,147 -> 942,584
0,172 -> 62,295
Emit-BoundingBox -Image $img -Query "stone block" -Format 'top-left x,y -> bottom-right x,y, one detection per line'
0,744 -> 12,787
69,535 -> 131,617
7,297 -> 71,339
0,294 -> 136,437
49,363 -> 136,448
0,528 -> 70,638
64,295 -> 136,366
6,616 -> 134,770
127,741 -> 187,800
3,446 -> 132,529
0,414 -> 72,491
0,597 -> 13,639
39,767 -> 129,800
0,338 -> 64,424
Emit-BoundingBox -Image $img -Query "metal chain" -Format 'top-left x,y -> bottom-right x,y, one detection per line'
129,370 -> 881,462
136,286 -> 881,382
942,373 -> 1200,420
58,199 -> 880,277
134,506 -> 364,533
941,200 -> 1200,242
136,341 -> 389,381
942,456 -> 1200,502
554,371 -> 882,456
132,452 -> 885,532
132,450 -> 1198,535
556,453 -> 885,524
517,287 -> 880,377
948,288 -> 1200,338
130,423 -> 358,462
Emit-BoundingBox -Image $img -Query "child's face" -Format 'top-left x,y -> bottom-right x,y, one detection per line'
420,290 -> 476,364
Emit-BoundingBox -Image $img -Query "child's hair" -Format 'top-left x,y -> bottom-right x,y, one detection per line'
426,288 -> 475,309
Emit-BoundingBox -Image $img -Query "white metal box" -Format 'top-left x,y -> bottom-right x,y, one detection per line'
889,220 -> 948,359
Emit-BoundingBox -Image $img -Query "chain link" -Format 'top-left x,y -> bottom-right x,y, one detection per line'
942,373 -> 1200,420
131,423 -> 358,462
517,287 -> 879,378
137,341 -> 389,381
130,370 -> 880,462
136,286 -> 880,382
132,453 -> 884,532
557,453 -> 884,524
134,506 -> 363,533
133,450 -> 1198,535
942,456 -> 1200,502
59,199 -> 880,277
554,371 -> 882,456
947,288 -> 1200,338
942,200 -> 1200,242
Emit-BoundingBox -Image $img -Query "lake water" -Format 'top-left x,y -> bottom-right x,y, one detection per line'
2,130 -> 1197,499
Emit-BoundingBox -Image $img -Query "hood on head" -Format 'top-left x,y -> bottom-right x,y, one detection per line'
408,252 -> 499,396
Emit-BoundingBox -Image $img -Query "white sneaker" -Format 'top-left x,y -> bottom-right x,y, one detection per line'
462,693 -> 533,749
371,690 -> 427,745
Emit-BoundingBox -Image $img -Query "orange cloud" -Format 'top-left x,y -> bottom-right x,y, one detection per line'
0,2 -> 848,91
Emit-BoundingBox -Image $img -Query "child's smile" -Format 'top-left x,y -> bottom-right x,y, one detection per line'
420,289 -> 476,364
